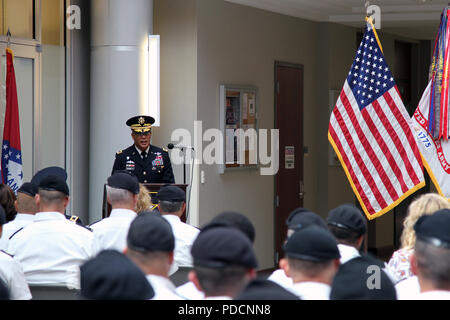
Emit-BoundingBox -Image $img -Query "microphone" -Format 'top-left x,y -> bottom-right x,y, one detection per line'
167,143 -> 194,150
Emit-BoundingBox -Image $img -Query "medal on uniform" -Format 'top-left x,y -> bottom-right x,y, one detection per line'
126,156 -> 135,172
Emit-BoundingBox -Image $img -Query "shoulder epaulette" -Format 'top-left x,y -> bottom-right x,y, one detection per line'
0,250 -> 13,258
9,227 -> 24,240
163,147 -> 169,153
116,149 -> 123,155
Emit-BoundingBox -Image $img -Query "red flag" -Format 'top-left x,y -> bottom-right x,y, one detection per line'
1,48 -> 23,192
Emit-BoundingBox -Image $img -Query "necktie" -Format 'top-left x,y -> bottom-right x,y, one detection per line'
141,151 -> 147,159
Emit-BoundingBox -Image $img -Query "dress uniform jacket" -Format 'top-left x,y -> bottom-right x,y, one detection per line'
0,213 -> 35,251
7,212 -> 93,288
90,209 -> 137,256
0,250 -> 32,300
112,145 -> 175,184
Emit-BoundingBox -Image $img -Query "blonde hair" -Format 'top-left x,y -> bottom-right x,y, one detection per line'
135,184 -> 153,213
401,193 -> 450,249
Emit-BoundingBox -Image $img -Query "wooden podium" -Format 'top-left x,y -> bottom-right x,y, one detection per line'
102,183 -> 188,222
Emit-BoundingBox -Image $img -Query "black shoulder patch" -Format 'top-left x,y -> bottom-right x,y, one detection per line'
9,227 -> 24,240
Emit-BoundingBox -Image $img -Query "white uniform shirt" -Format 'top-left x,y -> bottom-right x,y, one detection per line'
146,274 -> 184,300
0,214 -> 35,252
162,214 -> 199,268
7,212 -> 93,288
90,209 -> 137,256
395,276 -> 420,300
291,282 -> 331,300
176,281 -> 205,300
267,269 -> 295,293
0,250 -> 32,300
413,290 -> 450,300
338,244 -> 360,264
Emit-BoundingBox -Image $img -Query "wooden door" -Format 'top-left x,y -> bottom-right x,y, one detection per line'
274,62 -> 304,264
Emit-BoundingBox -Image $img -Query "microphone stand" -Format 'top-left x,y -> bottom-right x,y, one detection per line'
181,147 -> 186,184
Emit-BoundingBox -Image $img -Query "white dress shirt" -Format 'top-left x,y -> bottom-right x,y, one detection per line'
7,212 -> 93,288
90,209 -> 137,256
176,281 -> 205,300
146,274 -> 184,300
162,214 -> 199,268
0,250 -> 32,300
395,276 -> 420,300
291,282 -> 331,300
0,213 -> 35,252
267,269 -> 296,294
413,290 -> 450,300
338,244 -> 360,264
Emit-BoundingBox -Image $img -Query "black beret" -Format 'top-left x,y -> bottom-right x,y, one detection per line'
157,185 -> 185,202
0,205 -> 6,225
414,209 -> 450,249
127,214 -> 175,252
330,257 -> 397,300
235,278 -> 300,300
38,174 -> 69,196
205,211 -> 255,243
126,115 -> 155,133
31,166 -> 67,185
286,208 -> 328,231
107,172 -> 140,194
191,226 -> 258,269
80,250 -> 154,300
17,182 -> 39,197
327,204 -> 367,235
284,225 -> 340,262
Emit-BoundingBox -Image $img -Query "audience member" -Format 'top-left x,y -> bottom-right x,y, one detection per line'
176,211 -> 256,300
0,182 -> 38,251
388,193 -> 450,283
90,172 -> 140,255
158,186 -> 199,270
280,225 -> 340,300
327,203 -> 367,264
189,226 -> 258,299
136,184 -> 154,214
125,213 -> 183,300
80,250 -> 154,300
0,184 -> 17,222
268,208 -> 328,291
409,209 -> 450,300
330,256 -> 397,300
0,205 -> 31,300
7,175 -> 93,288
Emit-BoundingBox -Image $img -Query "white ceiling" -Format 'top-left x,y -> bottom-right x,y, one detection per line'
225,0 -> 449,39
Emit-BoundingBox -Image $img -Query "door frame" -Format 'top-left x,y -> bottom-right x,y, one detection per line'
273,61 -> 304,266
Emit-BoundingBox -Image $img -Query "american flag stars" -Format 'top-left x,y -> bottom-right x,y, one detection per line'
347,28 -> 396,110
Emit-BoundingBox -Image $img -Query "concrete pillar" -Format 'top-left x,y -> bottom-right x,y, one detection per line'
89,0 -> 153,222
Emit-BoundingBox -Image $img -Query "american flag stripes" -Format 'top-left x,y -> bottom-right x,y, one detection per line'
328,19 -> 425,220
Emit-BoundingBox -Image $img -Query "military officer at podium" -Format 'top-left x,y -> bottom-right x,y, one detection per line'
112,115 -> 175,184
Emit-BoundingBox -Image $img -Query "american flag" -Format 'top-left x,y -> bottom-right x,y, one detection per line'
328,19 -> 425,220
